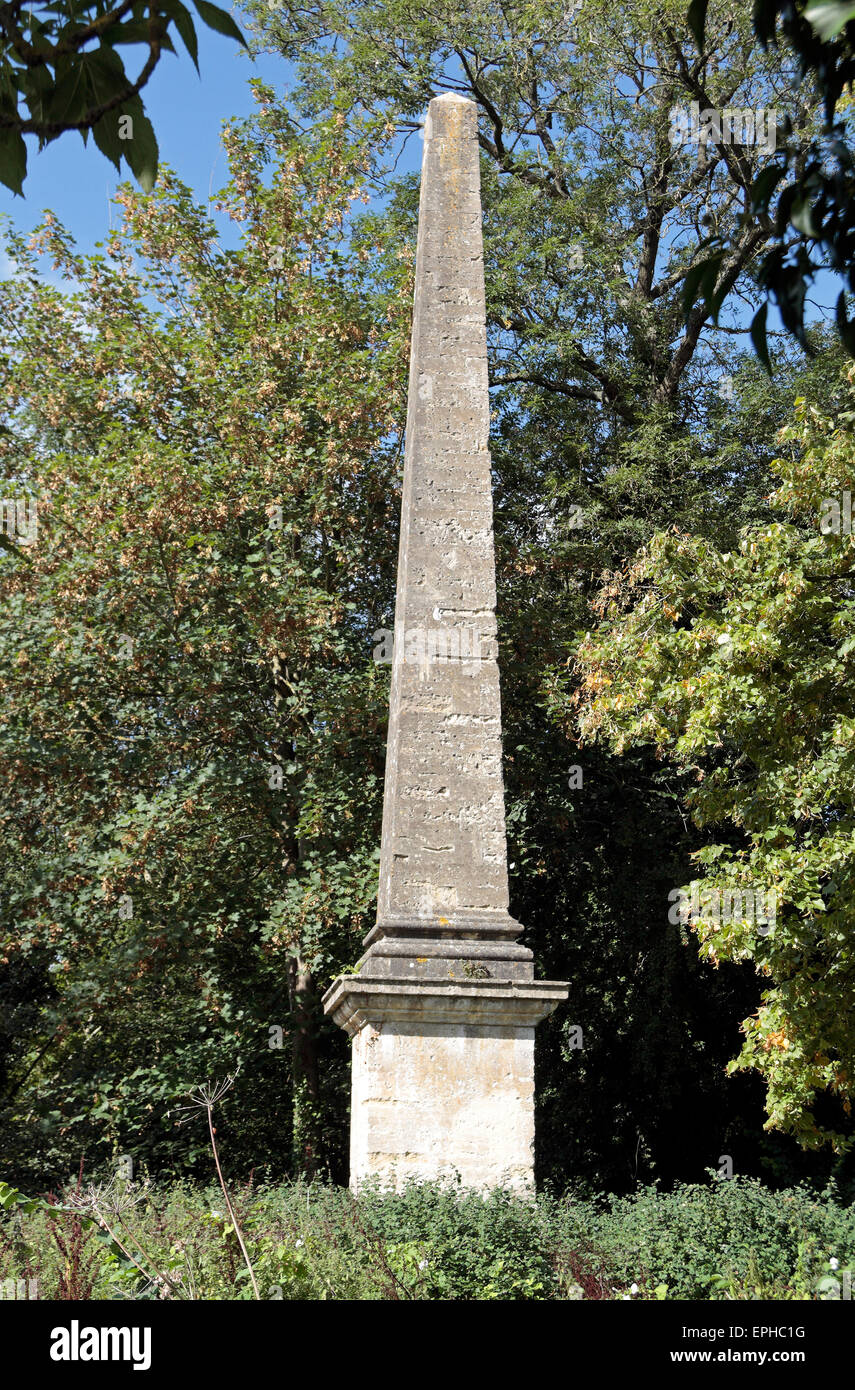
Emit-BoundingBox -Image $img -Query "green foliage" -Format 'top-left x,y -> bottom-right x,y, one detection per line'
236,0 -> 855,1185
0,1 -> 247,195
2,1174 -> 852,1299
572,357 -> 855,1148
564,1175 -> 855,1299
3,1 -> 854,1198
354,1181 -> 557,1300
0,1177 -> 151,1294
248,0 -> 798,417
0,105 -> 405,1186
686,0 -> 855,360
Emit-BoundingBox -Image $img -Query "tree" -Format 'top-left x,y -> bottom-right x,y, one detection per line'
685,0 -> 855,361
569,354 -> 855,1150
3,1 -> 850,1191
0,0 -> 246,195
247,0 -> 854,1187
250,0 -> 801,419
0,98 -> 404,1185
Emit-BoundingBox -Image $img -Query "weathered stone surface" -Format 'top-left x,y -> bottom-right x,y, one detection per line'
323,92 -> 568,1192
324,978 -> 569,1029
350,1019 -> 536,1192
326,979 -> 560,1191
376,93 -> 505,929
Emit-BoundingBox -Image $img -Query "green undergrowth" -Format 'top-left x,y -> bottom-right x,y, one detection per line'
1,1174 -> 852,1300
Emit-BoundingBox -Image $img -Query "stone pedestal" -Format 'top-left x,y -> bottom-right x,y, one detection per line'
325,973 -> 566,1191
322,92 -> 568,1192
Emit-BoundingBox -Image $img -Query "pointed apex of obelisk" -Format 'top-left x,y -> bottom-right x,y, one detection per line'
369,82 -> 506,939
422,90 -> 479,153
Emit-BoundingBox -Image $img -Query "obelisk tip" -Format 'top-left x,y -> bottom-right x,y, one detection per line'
423,92 -> 477,145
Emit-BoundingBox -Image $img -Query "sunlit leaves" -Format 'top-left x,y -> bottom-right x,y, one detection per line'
571,361 -> 855,1148
0,111 -> 402,1179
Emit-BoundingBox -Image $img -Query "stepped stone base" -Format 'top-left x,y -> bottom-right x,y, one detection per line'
323,972 -> 566,1192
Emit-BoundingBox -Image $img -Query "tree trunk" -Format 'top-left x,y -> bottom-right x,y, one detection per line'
287,954 -> 322,1179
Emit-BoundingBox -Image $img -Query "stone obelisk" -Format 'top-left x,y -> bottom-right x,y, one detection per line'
323,93 -> 567,1192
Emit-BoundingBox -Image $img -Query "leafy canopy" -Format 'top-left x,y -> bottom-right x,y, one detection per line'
0,97 -> 404,1183
570,360 -> 855,1149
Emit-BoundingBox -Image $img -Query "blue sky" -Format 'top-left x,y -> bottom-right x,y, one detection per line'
0,19 -> 290,257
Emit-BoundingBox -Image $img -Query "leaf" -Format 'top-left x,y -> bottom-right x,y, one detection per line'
118,100 -> 159,192
750,302 -> 772,375
803,0 -> 855,40
191,0 -> 247,47
681,250 -> 725,321
167,0 -> 200,71
91,108 -> 124,171
687,0 -> 709,51
835,292 -> 855,357
750,163 -> 786,216
0,125 -> 26,195
790,197 -> 820,238
43,59 -> 90,132
753,0 -> 778,46
101,20 -> 163,47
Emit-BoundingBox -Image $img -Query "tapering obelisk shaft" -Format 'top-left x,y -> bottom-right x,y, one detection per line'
376,92 -> 509,933
323,95 -> 567,1193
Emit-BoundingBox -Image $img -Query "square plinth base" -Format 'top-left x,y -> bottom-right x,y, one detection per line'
323,977 -> 568,1192
351,1020 -> 536,1192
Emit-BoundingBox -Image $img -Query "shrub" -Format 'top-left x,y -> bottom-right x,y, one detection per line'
1,1173 -> 852,1300
552,1177 -> 855,1299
